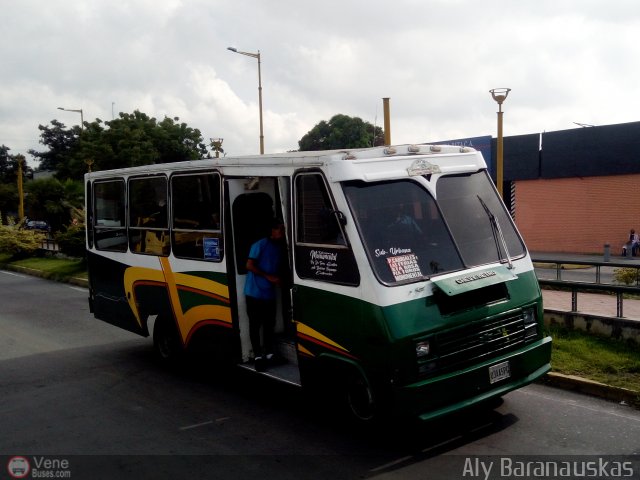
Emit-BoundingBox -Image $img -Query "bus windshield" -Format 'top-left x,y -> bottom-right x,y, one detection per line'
343,171 -> 526,285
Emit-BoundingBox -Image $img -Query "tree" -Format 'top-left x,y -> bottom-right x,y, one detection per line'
28,121 -> 80,175
298,114 -> 384,151
24,178 -> 83,233
0,145 -> 14,183
29,110 -> 211,180
0,183 -> 17,224
0,145 -> 34,223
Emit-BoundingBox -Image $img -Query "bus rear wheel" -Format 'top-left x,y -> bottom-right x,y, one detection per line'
153,315 -> 183,363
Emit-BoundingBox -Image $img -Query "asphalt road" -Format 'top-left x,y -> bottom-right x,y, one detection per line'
534,265 -> 618,284
1,270 -> 640,479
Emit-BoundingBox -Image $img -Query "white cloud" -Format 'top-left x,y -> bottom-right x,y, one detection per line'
2,0 -> 640,165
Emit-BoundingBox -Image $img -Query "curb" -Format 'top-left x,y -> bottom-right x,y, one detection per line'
0,263 -> 89,288
541,372 -> 639,407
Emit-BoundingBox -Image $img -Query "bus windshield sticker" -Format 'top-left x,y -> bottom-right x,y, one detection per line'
375,247 -> 412,258
387,253 -> 422,282
203,237 -> 221,261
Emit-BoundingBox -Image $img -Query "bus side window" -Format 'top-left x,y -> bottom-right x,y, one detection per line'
294,172 -> 359,286
295,173 -> 346,246
171,172 -> 223,261
93,180 -> 127,252
128,176 -> 170,256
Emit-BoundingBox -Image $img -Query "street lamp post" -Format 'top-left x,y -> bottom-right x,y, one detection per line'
58,107 -> 92,171
489,88 -> 511,198
227,47 -> 264,154
16,154 -> 25,220
57,107 -> 84,131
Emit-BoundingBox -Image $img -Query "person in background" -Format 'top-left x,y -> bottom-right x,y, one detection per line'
622,229 -> 639,256
244,218 -> 286,370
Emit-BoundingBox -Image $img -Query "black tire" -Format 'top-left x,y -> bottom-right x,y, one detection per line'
344,371 -> 378,423
153,315 -> 183,364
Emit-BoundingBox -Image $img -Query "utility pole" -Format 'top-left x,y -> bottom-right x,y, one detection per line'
16,154 -> 25,220
383,97 -> 391,146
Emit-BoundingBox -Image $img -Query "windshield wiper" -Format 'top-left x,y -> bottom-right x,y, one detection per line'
477,195 -> 513,269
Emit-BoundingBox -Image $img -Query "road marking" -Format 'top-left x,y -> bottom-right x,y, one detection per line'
68,286 -> 87,292
179,417 -> 229,431
0,270 -> 26,278
369,455 -> 414,473
179,420 -> 214,431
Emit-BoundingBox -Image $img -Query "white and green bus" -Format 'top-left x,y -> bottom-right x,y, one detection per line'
85,144 -> 551,422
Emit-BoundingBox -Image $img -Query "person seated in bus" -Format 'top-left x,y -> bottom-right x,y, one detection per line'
388,204 -> 423,235
622,229 -> 639,256
244,218 -> 286,371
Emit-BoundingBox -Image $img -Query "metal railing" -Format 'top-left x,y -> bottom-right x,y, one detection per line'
532,256 -> 640,318
532,256 -> 640,285
39,238 -> 59,251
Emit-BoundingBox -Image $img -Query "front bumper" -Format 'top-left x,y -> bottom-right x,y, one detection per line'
395,336 -> 552,421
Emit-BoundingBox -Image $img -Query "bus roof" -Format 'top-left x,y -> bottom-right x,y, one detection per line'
85,143 -> 486,182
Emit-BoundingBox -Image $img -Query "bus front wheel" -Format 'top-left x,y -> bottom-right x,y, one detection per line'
345,372 -> 377,423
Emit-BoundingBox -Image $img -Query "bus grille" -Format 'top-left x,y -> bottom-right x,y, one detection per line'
433,312 -> 526,371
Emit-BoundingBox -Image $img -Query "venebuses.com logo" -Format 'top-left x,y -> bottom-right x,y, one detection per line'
7,456 -> 30,479
6,455 -> 71,478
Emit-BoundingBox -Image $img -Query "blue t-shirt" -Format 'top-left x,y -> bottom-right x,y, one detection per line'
244,237 -> 282,300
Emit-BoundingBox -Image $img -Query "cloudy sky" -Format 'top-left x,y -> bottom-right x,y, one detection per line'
2,0 -> 640,166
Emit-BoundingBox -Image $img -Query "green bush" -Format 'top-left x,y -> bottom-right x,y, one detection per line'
613,267 -> 639,285
55,224 -> 86,258
0,224 -> 45,257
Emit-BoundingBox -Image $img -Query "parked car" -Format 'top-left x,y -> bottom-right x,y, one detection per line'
25,220 -> 50,232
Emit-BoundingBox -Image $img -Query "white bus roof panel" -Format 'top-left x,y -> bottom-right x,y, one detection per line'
85,144 -> 487,182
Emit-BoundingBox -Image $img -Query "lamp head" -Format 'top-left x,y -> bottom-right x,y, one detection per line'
490,88 -> 511,105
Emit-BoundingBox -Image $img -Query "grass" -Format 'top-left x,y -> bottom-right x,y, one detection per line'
0,253 -> 87,281
548,324 -> 640,392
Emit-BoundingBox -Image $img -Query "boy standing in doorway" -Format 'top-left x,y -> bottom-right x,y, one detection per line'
244,218 -> 286,370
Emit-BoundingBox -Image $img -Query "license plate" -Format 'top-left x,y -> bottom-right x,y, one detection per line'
489,361 -> 511,384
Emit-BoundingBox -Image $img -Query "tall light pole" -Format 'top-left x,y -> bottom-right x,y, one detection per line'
58,107 -> 92,171
227,46 -> 264,154
57,107 -> 84,131
489,88 -> 510,198
489,88 -> 511,198
16,154 -> 25,220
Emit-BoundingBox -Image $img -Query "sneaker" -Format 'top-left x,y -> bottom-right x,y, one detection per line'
265,353 -> 274,361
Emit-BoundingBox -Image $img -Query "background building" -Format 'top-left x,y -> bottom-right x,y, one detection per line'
435,121 -> 640,255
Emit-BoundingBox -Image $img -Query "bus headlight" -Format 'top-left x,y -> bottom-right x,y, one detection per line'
523,307 -> 538,340
416,340 -> 431,358
523,307 -> 535,325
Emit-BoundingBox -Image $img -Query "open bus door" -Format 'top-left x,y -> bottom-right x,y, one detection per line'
225,176 -> 300,386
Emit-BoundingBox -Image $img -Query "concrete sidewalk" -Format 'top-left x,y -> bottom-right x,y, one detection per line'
542,290 -> 640,320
